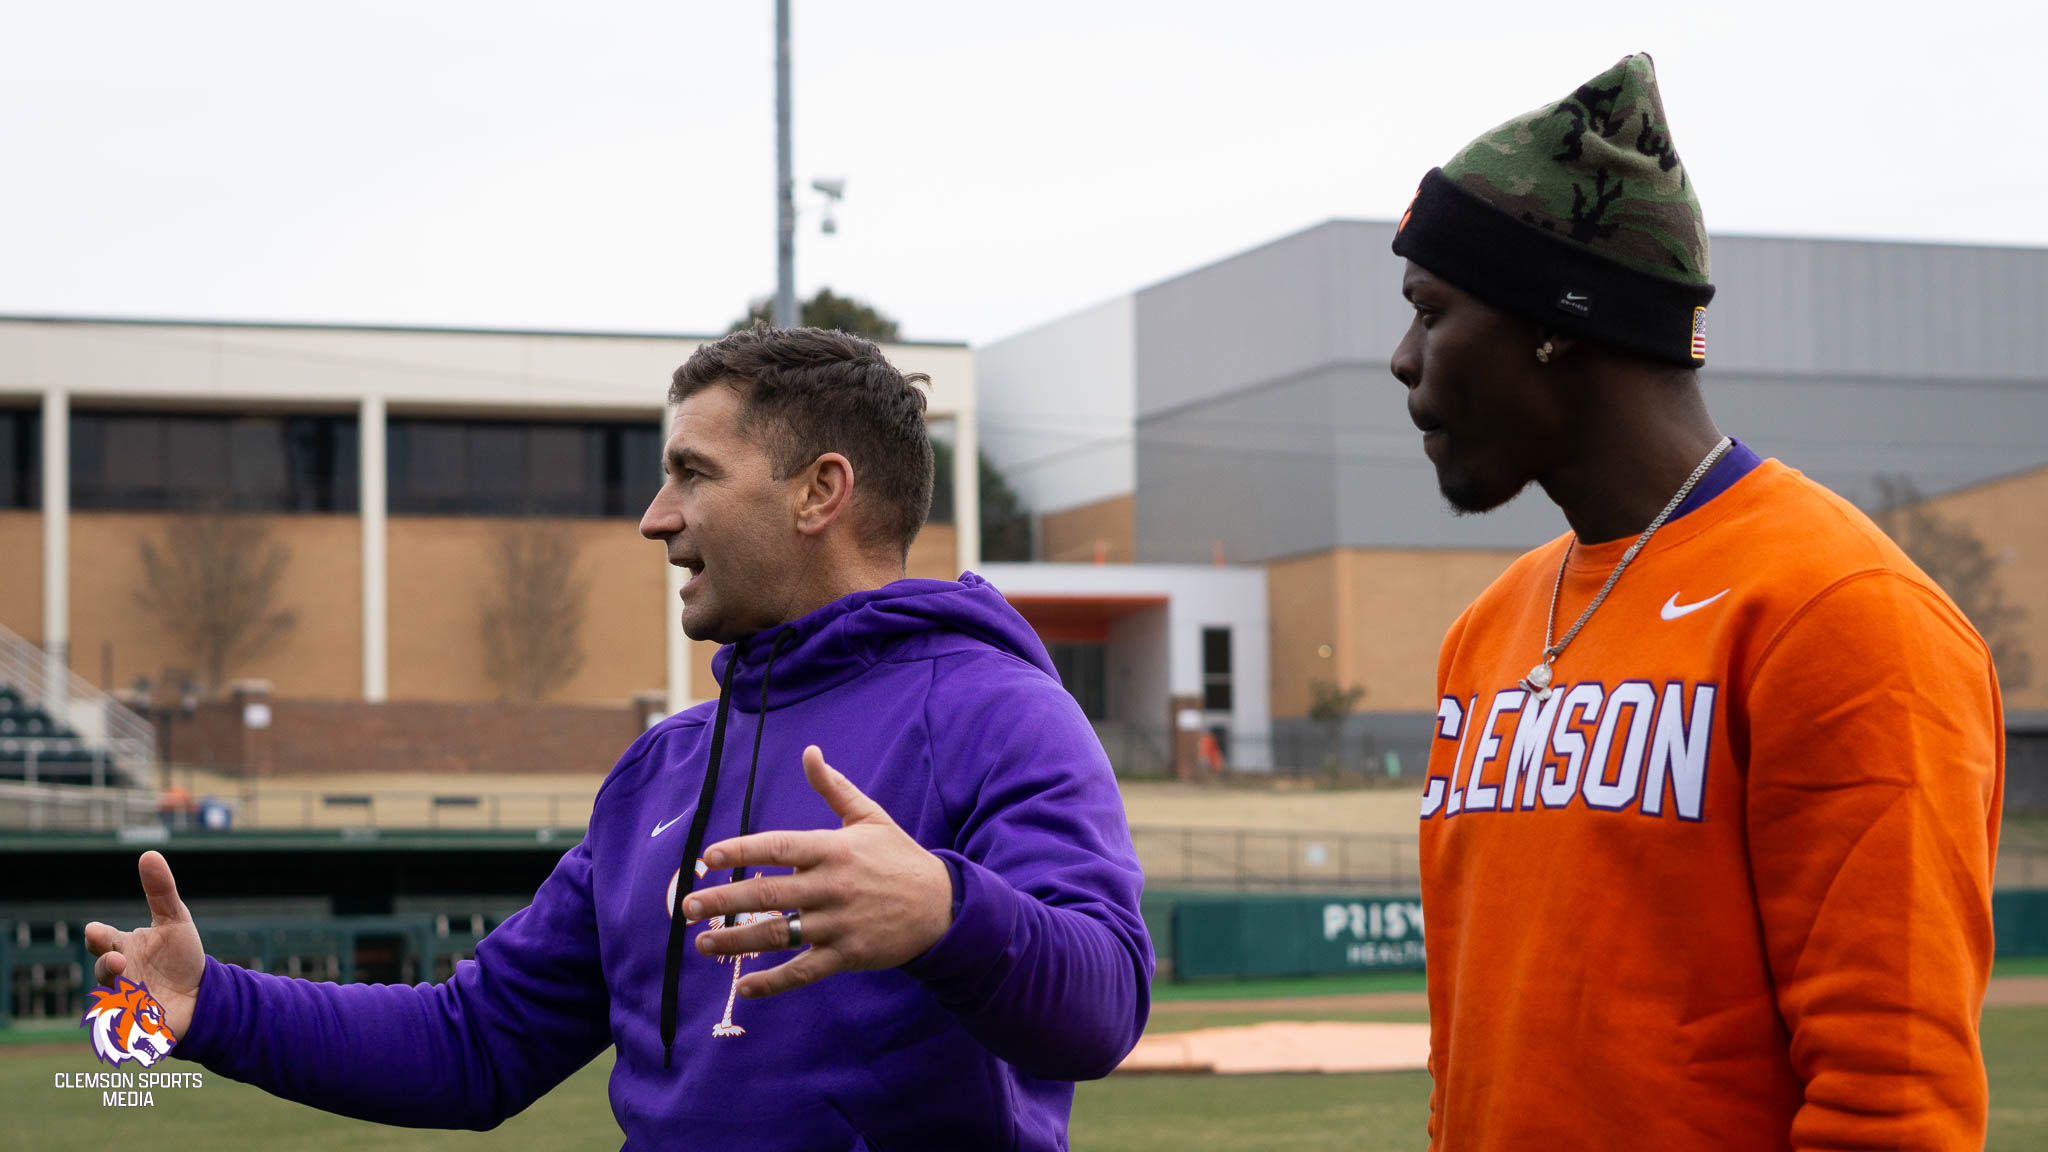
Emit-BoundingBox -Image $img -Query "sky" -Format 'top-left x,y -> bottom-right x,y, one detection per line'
4,1 -> 2041,348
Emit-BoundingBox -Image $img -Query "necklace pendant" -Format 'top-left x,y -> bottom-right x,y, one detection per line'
1520,661 -> 1554,701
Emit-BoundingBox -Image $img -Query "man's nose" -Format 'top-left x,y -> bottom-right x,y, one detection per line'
640,490 -> 679,541
1390,323 -> 1422,389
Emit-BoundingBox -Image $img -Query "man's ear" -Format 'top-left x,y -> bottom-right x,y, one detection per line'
793,452 -> 855,537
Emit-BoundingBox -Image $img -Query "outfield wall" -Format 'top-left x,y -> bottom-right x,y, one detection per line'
1146,888 -> 2048,983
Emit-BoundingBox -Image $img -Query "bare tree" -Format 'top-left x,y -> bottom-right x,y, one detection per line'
481,522 -> 589,701
1308,679 -> 1368,778
134,511 -> 299,694
1870,475 -> 2032,691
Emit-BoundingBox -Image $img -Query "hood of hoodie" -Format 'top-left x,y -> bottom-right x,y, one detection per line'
710,571 -> 1056,712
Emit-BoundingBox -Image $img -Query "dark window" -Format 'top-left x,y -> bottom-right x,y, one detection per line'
387,418 -> 661,517
928,437 -> 954,525
0,409 -> 39,509
71,412 -> 359,512
1201,626 -> 1233,712
1047,642 -> 1108,721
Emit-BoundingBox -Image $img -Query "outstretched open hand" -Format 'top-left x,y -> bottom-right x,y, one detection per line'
83,851 -> 206,1037
688,745 -> 953,1000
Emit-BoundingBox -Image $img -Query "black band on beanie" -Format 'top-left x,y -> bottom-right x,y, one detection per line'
1392,169 -> 1715,368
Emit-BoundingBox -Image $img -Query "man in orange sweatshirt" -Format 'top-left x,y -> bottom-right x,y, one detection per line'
1389,54 -> 2004,1150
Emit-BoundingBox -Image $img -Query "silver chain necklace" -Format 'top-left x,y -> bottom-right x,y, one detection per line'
1520,436 -> 1733,702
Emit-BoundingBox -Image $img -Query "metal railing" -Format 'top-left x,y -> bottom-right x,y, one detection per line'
1093,722 -> 1175,779
0,780 -> 158,832
1131,824 -> 1419,893
0,619 -> 154,782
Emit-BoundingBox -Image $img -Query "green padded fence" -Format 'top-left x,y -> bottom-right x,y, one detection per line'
1150,888 -> 2048,982
1165,893 -> 1426,982
1996,889 -> 2048,957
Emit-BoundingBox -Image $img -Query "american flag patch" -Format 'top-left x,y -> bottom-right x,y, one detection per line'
1690,306 -> 1708,362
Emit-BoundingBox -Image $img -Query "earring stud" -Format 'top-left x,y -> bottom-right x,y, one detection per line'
1535,341 -> 1554,364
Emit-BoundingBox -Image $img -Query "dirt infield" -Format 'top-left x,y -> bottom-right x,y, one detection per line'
1154,991 -> 1430,1016
1986,978 -> 2048,1006
1125,977 -> 2048,1075
1119,1021 -> 1431,1075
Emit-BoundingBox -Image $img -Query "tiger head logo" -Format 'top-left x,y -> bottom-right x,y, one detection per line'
81,976 -> 178,1067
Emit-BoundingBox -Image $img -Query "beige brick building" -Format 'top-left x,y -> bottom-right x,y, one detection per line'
0,318 -> 977,712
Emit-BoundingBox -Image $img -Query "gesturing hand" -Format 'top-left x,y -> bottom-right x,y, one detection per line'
688,745 -> 953,1000
83,851 -> 206,1038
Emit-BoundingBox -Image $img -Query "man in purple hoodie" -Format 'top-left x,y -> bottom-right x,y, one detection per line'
84,325 -> 1154,1149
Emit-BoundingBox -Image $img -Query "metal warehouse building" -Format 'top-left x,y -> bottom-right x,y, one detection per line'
978,221 -> 2048,769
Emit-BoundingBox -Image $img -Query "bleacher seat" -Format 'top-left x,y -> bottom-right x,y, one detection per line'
0,705 -> 78,740
0,681 -> 127,786
1,736 -> 120,785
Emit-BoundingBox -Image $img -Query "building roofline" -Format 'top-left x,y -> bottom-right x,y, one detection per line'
1309,217 -> 2048,256
0,312 -> 970,350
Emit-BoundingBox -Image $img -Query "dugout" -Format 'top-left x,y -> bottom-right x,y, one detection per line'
0,827 -> 572,1025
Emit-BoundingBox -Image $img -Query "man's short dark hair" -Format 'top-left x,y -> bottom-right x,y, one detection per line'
671,324 -> 934,558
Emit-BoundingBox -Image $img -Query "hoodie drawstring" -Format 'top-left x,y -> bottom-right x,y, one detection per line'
729,629 -> 798,889
659,627 -> 800,1070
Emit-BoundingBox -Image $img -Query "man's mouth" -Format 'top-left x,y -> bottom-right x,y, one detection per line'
675,557 -> 705,595
1411,413 -> 1447,463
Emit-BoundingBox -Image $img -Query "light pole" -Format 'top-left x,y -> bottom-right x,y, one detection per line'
132,676 -> 161,794
773,0 -> 796,328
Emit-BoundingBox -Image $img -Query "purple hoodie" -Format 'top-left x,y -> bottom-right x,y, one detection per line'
173,573 -> 1153,1150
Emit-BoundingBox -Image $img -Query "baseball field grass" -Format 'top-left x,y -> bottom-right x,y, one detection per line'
5,966 -> 2045,1151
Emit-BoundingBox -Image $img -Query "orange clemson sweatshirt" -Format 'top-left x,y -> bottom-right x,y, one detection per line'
1419,458 -> 2003,1151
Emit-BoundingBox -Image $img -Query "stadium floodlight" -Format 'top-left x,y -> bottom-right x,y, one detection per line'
811,177 -> 846,235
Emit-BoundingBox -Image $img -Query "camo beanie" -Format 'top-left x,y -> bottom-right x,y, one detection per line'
1392,53 -> 1714,367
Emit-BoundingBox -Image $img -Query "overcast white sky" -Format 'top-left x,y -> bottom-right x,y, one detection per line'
4,1 -> 2040,347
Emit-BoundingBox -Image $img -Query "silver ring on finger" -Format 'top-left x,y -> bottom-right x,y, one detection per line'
785,911 -> 803,949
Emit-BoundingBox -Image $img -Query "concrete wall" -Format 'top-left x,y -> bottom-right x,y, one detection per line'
0,510 -> 39,643
1107,603 -> 1169,731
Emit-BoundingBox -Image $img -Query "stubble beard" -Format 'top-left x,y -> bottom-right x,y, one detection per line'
1439,466 -> 1529,517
